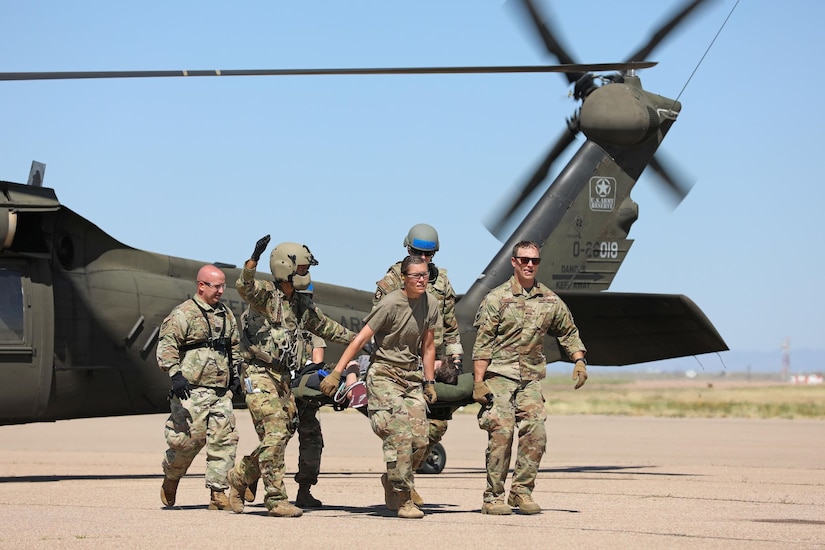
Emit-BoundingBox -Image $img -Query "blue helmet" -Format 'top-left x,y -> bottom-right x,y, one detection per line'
403,223 -> 439,252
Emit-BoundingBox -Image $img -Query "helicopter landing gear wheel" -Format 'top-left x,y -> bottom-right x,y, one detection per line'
415,442 -> 446,474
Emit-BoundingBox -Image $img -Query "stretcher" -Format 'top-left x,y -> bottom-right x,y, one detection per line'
291,364 -> 475,474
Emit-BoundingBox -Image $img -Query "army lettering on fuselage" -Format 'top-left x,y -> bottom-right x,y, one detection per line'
589,176 -> 616,212
336,316 -> 364,333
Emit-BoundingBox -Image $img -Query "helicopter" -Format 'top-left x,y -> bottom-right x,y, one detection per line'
0,0 -> 726,443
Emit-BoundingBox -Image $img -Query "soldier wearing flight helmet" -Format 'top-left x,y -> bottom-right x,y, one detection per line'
228,237 -> 355,518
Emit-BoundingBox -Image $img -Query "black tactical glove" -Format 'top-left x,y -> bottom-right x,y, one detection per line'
251,234 -> 271,262
473,380 -> 492,406
573,359 -> 588,390
171,372 -> 191,399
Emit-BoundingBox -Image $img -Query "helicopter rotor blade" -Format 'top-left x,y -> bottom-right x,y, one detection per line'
510,0 -> 583,85
647,153 -> 694,207
485,119 -> 579,239
625,0 -> 712,62
0,63 -> 655,82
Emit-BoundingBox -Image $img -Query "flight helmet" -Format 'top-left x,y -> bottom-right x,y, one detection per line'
403,223 -> 439,253
270,242 -> 317,290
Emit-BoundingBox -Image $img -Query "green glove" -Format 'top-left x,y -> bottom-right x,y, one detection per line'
423,383 -> 437,405
319,370 -> 341,397
573,360 -> 588,390
473,380 -> 492,406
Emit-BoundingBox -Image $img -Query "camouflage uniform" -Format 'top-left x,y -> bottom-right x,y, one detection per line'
366,289 -> 441,492
157,295 -> 240,491
472,276 -> 586,503
373,261 -> 462,471
294,333 -> 326,488
233,272 -> 355,511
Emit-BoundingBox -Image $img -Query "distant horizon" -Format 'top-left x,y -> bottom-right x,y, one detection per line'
549,347 -> 825,374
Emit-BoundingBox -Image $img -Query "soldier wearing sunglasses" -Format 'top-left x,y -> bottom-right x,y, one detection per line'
472,240 -> 587,516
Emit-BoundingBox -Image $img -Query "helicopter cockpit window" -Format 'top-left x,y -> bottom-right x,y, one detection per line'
0,269 -> 25,343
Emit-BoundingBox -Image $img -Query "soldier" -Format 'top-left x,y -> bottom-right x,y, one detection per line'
321,255 -> 440,519
372,223 -> 462,506
228,237 -> 356,518
472,240 -> 588,516
157,264 -> 241,510
293,283 -> 327,508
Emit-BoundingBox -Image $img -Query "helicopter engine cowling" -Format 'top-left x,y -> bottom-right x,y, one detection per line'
580,76 -> 681,147
580,82 -> 657,146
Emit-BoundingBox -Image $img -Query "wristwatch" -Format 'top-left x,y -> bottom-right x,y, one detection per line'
424,379 -> 436,385
575,358 -> 587,366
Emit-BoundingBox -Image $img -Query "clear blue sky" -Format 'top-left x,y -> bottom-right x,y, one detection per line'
2,1 -> 822,357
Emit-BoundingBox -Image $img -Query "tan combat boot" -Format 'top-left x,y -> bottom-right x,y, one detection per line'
410,486 -> 424,506
507,492 -> 541,515
295,484 -> 322,508
160,477 -> 179,507
397,490 -> 424,519
208,489 -> 230,511
380,473 -> 399,511
481,497 -> 513,515
244,477 -> 258,502
227,469 -> 246,513
268,500 -> 303,517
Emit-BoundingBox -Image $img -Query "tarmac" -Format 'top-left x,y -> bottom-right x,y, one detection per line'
1,409 -> 823,549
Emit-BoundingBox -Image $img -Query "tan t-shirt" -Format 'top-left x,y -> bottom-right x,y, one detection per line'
365,289 -> 441,367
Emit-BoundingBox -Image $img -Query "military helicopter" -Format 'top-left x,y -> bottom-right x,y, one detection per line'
0,0 -> 726,458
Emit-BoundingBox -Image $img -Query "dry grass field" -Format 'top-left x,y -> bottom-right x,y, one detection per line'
458,372 -> 825,419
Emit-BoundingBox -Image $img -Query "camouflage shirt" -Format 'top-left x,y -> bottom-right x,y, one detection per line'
472,275 -> 586,381
237,267 -> 355,372
156,294 -> 240,387
373,261 -> 462,358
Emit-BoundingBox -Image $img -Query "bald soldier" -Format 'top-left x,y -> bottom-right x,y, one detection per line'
157,264 -> 242,510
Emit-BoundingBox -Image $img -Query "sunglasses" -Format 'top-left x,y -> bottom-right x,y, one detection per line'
200,281 -> 227,290
514,256 -> 541,266
409,248 -> 435,257
404,272 -> 429,280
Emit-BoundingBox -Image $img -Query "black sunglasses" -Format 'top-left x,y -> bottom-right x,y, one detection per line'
514,256 -> 541,266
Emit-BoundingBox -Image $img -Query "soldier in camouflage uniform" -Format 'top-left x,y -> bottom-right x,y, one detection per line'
321,255 -> 440,519
227,237 -> 355,518
472,241 -> 588,516
372,223 -> 462,506
293,283 -> 328,508
157,264 -> 241,510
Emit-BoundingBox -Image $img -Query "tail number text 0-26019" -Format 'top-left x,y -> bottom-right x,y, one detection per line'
572,241 -> 619,259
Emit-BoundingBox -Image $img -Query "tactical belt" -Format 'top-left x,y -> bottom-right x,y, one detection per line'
376,359 -> 419,371
179,341 -> 229,353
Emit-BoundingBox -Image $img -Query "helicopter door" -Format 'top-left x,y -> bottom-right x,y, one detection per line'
0,259 -> 53,421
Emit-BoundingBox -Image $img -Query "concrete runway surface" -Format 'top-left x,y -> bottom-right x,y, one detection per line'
1,410 -> 823,549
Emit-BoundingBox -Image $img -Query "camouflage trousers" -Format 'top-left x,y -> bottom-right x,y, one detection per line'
477,375 -> 547,502
232,378 -> 298,509
162,387 -> 238,490
412,419 -> 449,472
367,363 -> 428,492
294,399 -> 323,486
